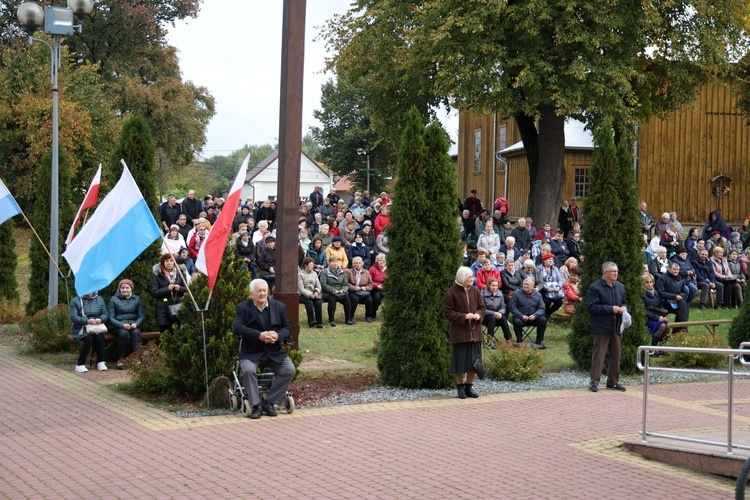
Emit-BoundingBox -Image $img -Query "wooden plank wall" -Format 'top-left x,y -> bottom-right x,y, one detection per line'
638,79 -> 750,223
456,112 -> 523,207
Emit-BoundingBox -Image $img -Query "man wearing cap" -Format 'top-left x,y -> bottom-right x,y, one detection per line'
670,246 -> 698,305
257,235 -> 277,292
463,190 -> 483,221
233,204 -> 253,233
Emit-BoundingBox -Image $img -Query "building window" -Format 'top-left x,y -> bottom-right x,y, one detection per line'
497,124 -> 507,151
574,167 -> 589,199
473,129 -> 481,173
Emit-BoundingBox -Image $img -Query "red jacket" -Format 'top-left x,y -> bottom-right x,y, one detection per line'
374,213 -> 391,237
475,267 -> 502,291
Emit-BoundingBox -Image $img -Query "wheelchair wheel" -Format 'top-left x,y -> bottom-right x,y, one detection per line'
241,398 -> 253,418
284,394 -> 295,414
229,393 -> 239,412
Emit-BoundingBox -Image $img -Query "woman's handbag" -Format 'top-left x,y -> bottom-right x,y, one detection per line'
473,356 -> 487,380
168,303 -> 180,318
83,324 -> 108,335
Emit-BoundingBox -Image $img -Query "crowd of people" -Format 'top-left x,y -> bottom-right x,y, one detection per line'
445,192 -> 749,397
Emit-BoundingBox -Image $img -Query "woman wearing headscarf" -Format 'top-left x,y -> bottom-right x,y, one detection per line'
108,279 -> 145,369
69,291 -> 109,373
151,253 -> 187,333
442,267 -> 486,399
702,210 -> 731,240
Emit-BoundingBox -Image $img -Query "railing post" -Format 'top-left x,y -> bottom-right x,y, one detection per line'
728,354 -> 735,455
642,349 -> 649,443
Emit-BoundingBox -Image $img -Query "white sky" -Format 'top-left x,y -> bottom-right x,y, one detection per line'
166,1 -> 458,159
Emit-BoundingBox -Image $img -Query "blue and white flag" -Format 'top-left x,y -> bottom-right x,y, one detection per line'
63,163 -> 161,296
0,177 -> 22,226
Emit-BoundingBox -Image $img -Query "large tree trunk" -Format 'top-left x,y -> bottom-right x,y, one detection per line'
516,106 -> 566,228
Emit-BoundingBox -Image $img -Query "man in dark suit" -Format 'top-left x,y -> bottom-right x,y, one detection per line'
232,279 -> 296,419
587,261 -> 627,393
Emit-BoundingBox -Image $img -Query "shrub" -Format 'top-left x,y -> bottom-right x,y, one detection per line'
0,298 -> 24,325
285,345 -> 303,382
663,331 -> 728,369
24,304 -> 76,353
484,344 -> 544,382
124,342 -> 171,393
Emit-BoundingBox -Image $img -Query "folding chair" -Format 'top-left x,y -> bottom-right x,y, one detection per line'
482,325 -> 499,349
521,324 -> 537,347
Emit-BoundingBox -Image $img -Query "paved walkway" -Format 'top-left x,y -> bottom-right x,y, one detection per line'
0,345 -> 744,499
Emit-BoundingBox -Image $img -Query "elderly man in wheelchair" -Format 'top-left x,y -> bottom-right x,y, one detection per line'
232,279 -> 296,419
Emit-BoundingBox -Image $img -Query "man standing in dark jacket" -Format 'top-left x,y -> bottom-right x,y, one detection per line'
232,279 -> 295,419
510,218 -> 532,254
588,261 -> 627,393
309,185 -> 323,213
160,194 -> 181,233
181,190 -> 202,222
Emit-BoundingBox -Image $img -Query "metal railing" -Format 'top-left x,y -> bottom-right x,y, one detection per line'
637,343 -> 750,455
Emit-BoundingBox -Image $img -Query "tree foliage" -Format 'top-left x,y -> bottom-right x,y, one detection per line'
323,0 -> 749,224
26,148 -> 75,315
377,107 -> 460,389
161,244 -> 250,397
312,76 -> 394,193
197,144 -> 276,197
0,217 -> 18,301
569,122 -> 648,374
99,115 -> 161,330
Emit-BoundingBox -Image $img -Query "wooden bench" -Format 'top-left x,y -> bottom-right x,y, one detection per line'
669,319 -> 732,336
69,331 -> 161,366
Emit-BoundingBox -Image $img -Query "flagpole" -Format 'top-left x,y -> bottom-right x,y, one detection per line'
159,234 -> 200,312
20,211 -> 63,276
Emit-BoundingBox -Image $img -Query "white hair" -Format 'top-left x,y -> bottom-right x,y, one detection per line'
258,220 -> 269,229
250,279 -> 268,293
657,246 -> 667,254
523,259 -> 536,268
455,267 -> 474,284
506,236 -> 515,244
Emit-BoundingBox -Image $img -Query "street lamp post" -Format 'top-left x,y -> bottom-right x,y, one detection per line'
16,0 -> 93,308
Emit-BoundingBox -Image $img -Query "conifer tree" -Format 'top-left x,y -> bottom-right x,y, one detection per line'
728,297 -> 750,349
377,107 -> 460,389
26,148 -> 75,315
100,116 -> 161,330
0,218 -> 19,301
569,121 -> 648,373
161,244 -> 250,397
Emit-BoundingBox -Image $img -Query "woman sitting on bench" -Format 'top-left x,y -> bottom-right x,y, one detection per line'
108,279 -> 145,369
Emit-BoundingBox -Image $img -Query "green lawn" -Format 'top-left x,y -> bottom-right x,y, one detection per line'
296,305 -> 741,374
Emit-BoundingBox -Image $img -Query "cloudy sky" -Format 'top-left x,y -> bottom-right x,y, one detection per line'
166,1 -> 458,159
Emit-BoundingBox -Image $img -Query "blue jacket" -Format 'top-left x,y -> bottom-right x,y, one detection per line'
108,291 -> 145,329
670,254 -> 695,281
69,294 -> 109,340
586,278 -> 626,335
690,256 -> 717,284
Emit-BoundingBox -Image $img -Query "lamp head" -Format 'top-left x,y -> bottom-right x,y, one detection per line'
17,2 -> 44,35
67,0 -> 94,18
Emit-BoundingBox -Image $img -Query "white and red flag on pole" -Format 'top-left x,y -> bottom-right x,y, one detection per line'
66,164 -> 101,246
196,154 -> 250,290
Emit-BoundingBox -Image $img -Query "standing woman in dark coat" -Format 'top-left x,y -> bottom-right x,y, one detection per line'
442,266 -> 486,399
151,253 -> 187,333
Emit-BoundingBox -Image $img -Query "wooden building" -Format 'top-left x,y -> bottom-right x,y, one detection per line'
457,79 -> 750,222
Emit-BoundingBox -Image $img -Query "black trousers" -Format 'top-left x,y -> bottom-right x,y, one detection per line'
114,328 -> 142,360
77,333 -> 105,366
349,292 -> 373,318
371,290 -> 384,319
511,316 -> 547,344
483,314 -> 511,341
322,292 -> 352,321
299,296 -> 323,326
662,299 -> 689,322
698,280 -> 724,306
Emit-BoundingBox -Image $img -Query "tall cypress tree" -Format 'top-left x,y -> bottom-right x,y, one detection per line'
569,122 -> 649,373
377,107 -> 459,389
161,244 -> 250,397
0,218 -> 19,301
100,115 -> 161,330
26,148 -> 75,315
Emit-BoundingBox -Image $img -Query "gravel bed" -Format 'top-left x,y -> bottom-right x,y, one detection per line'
306,369 -> 748,408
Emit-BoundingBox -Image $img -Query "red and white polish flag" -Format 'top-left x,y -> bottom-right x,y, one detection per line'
66,164 -> 101,246
196,154 -> 250,290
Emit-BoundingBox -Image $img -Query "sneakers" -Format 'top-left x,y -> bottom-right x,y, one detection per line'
96,362 -> 108,371
536,342 -> 547,350
607,384 -> 626,392
589,384 -> 598,392
75,365 -> 88,373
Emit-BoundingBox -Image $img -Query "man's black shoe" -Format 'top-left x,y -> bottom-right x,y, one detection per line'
261,399 -> 277,417
607,384 -> 626,392
329,321 -> 336,327
316,323 -> 324,328
345,319 -> 355,325
250,404 -> 262,419
589,384 -> 598,393
464,384 -> 479,398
